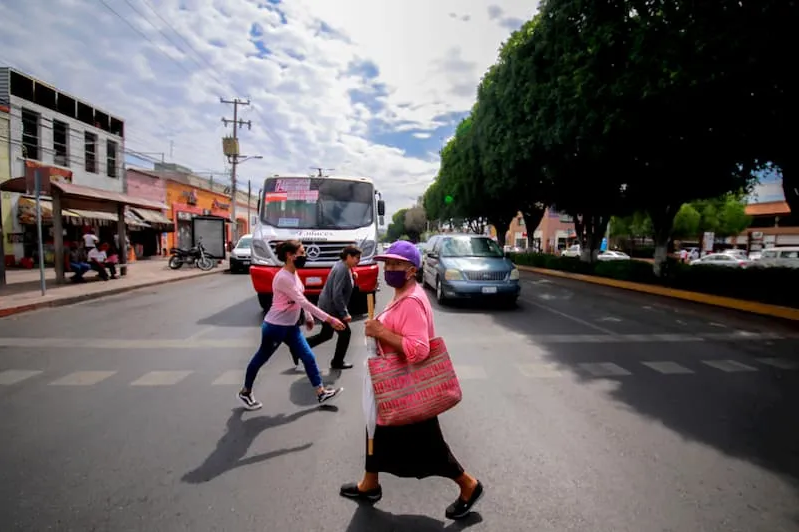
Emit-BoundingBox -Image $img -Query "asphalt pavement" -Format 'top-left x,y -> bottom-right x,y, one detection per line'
0,270 -> 797,531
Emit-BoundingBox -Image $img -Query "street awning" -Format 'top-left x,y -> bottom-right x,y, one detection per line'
17,197 -> 148,227
130,207 -> 173,226
1,177 -> 167,212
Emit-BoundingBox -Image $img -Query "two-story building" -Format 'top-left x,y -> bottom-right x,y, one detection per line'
506,208 -> 577,253
1,103 -> 10,278
0,67 -> 131,263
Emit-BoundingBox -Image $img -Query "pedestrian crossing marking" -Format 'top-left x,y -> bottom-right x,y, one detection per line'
455,365 -> 488,380
130,370 -> 193,386
701,360 -> 757,373
755,358 -> 799,370
0,369 -> 42,385
517,363 -> 564,378
212,370 -> 244,385
578,362 -> 632,377
49,371 -> 117,386
641,361 -> 694,375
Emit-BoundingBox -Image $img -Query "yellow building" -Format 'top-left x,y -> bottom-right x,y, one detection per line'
0,103 -> 11,269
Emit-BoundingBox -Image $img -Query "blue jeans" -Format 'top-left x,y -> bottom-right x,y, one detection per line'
70,262 -> 90,277
244,322 -> 322,390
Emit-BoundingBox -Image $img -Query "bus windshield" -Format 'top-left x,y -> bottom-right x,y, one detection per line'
261,177 -> 374,230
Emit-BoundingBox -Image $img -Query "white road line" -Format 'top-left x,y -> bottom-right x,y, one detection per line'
0,370 -> 42,385
211,370 -> 244,385
49,371 -> 117,386
701,360 -> 758,373
641,361 -> 695,375
520,298 -> 619,336
130,371 -> 193,386
454,365 -> 488,380
578,362 -> 632,377
516,363 -> 564,378
756,358 -> 799,370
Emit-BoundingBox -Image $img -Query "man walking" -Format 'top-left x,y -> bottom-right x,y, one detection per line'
302,246 -> 361,370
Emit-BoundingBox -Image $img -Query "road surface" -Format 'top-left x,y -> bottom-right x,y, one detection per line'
0,270 -> 797,531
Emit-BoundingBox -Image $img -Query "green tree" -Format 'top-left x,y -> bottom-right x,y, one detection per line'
403,206 -> 427,242
385,208 -> 408,242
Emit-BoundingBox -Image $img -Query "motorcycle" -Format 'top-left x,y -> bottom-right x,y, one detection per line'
169,239 -> 215,271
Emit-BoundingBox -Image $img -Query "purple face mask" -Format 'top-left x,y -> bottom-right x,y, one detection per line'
384,269 -> 409,288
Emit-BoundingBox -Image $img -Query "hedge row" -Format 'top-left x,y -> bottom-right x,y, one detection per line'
509,253 -> 799,309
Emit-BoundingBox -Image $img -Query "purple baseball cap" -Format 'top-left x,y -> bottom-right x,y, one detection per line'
374,240 -> 422,268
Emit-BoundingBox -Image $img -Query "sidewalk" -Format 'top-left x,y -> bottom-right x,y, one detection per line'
0,259 -> 228,318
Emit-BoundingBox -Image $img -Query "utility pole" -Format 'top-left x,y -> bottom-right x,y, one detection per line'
221,97 -> 252,243
310,167 -> 334,177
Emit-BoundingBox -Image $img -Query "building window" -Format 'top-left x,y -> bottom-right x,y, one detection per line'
85,132 -> 97,173
106,140 -> 118,177
53,120 -> 69,167
21,108 -> 40,160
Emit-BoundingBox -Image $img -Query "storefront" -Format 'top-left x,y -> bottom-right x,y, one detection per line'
164,181 -> 232,250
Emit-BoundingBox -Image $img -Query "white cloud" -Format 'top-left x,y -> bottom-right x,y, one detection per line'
0,0 -> 537,219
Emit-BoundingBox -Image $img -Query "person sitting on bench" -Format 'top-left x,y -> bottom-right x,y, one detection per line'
68,243 -> 91,282
88,243 -> 118,281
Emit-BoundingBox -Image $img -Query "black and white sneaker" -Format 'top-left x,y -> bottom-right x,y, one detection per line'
237,390 -> 262,410
317,386 -> 343,404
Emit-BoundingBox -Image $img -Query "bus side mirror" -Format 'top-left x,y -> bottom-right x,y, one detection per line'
257,199 -> 261,213
379,215 -> 385,226
377,200 -> 385,216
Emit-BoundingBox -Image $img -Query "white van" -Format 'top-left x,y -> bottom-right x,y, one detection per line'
756,246 -> 799,269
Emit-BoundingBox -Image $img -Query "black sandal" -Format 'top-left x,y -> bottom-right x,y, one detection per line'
339,482 -> 382,504
445,481 -> 484,520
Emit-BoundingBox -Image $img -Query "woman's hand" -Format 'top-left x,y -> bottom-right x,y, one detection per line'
364,319 -> 385,338
328,317 -> 346,331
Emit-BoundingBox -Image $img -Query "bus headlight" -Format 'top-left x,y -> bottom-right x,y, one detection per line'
251,240 -> 275,265
360,239 -> 376,258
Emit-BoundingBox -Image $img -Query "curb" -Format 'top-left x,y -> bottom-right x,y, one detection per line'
0,268 -> 227,319
518,265 -> 799,322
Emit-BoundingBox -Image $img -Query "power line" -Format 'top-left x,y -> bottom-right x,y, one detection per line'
221,97 -> 252,242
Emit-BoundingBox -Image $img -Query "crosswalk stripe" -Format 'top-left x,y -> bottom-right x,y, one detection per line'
517,363 -> 564,378
0,370 -> 42,385
454,365 -> 489,380
130,371 -> 193,386
755,357 -> 799,370
49,371 -> 117,386
641,361 -> 694,375
212,370 -> 244,385
701,360 -> 757,372
578,362 -> 632,377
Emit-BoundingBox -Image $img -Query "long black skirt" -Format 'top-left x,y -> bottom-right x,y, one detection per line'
365,417 -> 464,480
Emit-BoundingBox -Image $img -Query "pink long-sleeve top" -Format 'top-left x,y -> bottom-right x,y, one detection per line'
376,282 -> 435,363
264,269 -> 331,326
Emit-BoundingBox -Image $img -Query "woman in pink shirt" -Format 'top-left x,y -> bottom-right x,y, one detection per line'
339,241 -> 483,521
237,240 -> 346,410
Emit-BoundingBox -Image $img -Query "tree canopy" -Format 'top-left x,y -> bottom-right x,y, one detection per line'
422,0 -> 781,270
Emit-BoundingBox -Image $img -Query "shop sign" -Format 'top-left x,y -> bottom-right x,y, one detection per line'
182,190 -> 198,205
213,199 -> 230,210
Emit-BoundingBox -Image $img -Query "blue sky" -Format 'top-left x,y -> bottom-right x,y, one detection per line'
0,0 -> 533,217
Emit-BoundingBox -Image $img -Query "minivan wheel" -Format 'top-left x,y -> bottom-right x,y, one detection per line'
435,277 -> 446,304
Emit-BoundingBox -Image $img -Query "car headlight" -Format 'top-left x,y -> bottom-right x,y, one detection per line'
444,268 -> 463,281
509,268 -> 520,280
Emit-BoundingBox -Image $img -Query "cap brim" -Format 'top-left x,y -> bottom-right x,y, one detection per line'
374,253 -> 414,264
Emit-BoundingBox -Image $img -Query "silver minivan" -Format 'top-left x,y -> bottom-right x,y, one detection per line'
756,246 -> 799,268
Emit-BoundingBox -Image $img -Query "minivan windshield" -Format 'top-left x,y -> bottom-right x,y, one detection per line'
236,237 -> 252,249
441,236 -> 504,258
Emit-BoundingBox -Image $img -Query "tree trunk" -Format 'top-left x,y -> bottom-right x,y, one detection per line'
648,204 -> 679,278
581,214 -> 608,262
522,207 -> 544,252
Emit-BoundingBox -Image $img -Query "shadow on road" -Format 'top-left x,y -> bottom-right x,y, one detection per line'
345,503 -> 483,531
197,298 -> 263,328
182,406 -> 334,484
288,369 -> 344,406
428,283 -> 799,523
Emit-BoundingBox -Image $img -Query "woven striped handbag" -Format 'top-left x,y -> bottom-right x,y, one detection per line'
368,335 -> 462,426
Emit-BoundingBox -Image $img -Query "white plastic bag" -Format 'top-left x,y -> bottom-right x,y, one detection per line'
363,336 -> 378,449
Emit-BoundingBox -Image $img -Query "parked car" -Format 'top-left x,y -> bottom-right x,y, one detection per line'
230,234 -> 253,273
597,250 -> 631,261
690,252 -> 751,268
421,234 -> 520,306
752,246 -> 799,268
